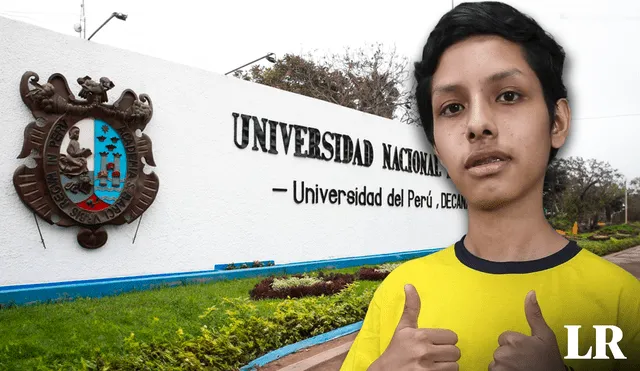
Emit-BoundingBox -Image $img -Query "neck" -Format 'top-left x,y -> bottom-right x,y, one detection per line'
464,182 -> 568,262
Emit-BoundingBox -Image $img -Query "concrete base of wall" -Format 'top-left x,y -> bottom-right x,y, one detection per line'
0,247 -> 443,307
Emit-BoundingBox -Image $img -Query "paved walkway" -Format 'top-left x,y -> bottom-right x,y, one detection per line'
260,246 -> 640,370
602,245 -> 640,279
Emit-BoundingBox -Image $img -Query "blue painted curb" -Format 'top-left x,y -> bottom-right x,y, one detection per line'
239,321 -> 364,371
0,247 -> 444,307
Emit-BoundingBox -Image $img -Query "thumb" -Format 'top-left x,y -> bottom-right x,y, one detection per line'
397,284 -> 421,330
524,290 -> 554,340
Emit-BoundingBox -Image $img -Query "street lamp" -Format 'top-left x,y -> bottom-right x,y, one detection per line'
87,12 -> 128,41
625,177 -> 628,224
225,53 -> 277,76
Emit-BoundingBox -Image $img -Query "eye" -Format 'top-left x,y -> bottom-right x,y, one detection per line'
440,103 -> 465,117
497,91 -> 521,103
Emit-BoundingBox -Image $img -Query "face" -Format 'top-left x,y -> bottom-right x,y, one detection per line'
430,35 -> 569,210
70,128 -> 79,140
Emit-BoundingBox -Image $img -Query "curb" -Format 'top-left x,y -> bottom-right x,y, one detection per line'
239,321 -> 363,371
278,341 -> 353,371
1,248 -> 443,306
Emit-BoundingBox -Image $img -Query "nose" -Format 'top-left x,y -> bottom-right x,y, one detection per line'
466,99 -> 498,142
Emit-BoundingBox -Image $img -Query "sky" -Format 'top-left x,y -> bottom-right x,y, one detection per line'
1,0 -> 639,180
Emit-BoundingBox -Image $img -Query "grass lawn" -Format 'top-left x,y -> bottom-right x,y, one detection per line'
1,230 -> 639,370
0,266 -> 381,370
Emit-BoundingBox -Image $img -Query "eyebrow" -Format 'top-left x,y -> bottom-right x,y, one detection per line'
432,68 -> 524,95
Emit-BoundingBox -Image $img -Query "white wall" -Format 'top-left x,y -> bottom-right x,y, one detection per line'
0,17 -> 467,286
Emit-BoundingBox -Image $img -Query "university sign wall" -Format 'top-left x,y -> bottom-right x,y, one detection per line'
0,18 -> 465,286
13,71 -> 159,249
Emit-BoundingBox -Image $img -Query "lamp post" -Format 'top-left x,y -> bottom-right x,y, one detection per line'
625,177 -> 628,224
87,12 -> 128,41
225,53 -> 277,76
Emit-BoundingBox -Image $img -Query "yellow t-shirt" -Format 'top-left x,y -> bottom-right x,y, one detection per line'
341,237 -> 640,370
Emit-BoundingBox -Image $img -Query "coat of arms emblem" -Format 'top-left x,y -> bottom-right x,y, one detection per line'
14,71 -> 159,249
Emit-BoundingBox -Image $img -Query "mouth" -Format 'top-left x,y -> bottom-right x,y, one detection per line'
464,150 -> 511,170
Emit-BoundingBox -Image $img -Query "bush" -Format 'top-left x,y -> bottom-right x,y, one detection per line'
93,283 -> 374,371
376,263 -> 401,272
272,276 -> 322,291
357,268 -> 389,281
357,262 -> 401,281
548,217 -> 573,231
596,224 -> 639,236
578,236 -> 640,256
249,272 -> 355,300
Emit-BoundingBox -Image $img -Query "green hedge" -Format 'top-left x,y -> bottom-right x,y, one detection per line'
548,217 -> 573,231
87,283 -> 374,371
578,237 -> 640,256
595,224 -> 640,236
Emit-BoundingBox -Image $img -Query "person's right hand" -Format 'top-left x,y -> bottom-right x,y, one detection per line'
367,284 -> 460,370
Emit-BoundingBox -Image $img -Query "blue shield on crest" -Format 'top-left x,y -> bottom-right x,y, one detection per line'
58,118 -> 127,211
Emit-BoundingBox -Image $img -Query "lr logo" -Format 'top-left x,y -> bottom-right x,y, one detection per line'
564,325 -> 627,359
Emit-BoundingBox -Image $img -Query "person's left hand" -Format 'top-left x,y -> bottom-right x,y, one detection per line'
489,290 -> 566,371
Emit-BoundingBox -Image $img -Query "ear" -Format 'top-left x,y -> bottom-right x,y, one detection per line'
551,98 -> 570,149
432,144 -> 449,172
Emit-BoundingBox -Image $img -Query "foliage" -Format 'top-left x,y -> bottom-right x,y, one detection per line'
547,216 -> 573,231
357,268 -> 389,281
225,261 -> 274,270
375,263 -> 401,273
0,265 -> 375,370
91,283 -> 374,371
627,178 -> 640,223
233,43 -> 417,124
357,262 -> 402,281
544,157 -> 628,230
271,275 -> 322,291
578,236 -> 640,256
249,272 -> 356,300
595,224 -> 639,236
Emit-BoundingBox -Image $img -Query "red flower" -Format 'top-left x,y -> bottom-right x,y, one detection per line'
112,171 -> 121,178
106,163 -> 115,171
98,170 -> 108,178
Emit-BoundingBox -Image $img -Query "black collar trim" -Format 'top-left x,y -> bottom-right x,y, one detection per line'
454,235 -> 582,274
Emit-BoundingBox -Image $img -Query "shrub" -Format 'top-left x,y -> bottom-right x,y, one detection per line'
357,262 -> 402,281
249,273 -> 355,300
376,263 -> 401,273
596,224 -> 639,236
578,236 -> 640,256
94,283 -> 374,371
272,276 -> 322,291
548,217 -> 572,232
357,268 -> 389,281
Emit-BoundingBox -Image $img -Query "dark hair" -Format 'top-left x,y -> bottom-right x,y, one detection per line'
414,1 -> 567,163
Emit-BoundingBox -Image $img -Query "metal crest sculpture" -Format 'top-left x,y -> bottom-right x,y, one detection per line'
14,71 -> 159,249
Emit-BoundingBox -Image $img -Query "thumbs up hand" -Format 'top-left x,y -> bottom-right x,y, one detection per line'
489,291 -> 566,371
368,284 -> 461,371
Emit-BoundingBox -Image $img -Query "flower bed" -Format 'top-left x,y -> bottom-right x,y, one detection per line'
249,272 -> 355,300
356,262 -> 401,281
214,260 -> 275,270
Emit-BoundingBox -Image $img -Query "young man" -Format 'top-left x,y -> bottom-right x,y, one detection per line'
340,2 -> 640,370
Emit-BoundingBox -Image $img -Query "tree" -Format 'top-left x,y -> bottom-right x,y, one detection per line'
233,43 -> 416,124
627,177 -> 640,222
557,157 -> 625,229
543,158 -> 570,217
